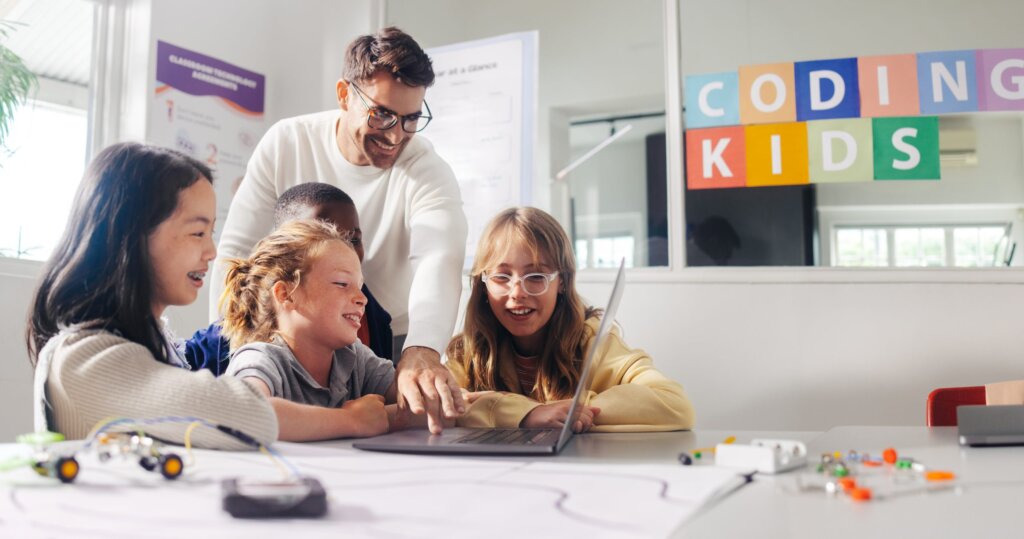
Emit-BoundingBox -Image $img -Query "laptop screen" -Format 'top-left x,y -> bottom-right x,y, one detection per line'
555,259 -> 627,450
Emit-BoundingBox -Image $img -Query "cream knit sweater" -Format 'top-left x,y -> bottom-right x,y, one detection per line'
37,330 -> 278,450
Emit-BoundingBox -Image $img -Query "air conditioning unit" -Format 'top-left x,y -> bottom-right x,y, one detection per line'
939,128 -> 977,167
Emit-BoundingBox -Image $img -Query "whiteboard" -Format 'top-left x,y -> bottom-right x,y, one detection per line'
424,32 -> 538,267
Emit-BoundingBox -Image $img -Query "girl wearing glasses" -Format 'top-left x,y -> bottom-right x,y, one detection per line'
445,207 -> 694,433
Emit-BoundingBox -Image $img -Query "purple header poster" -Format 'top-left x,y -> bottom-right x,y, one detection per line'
148,41 -> 267,241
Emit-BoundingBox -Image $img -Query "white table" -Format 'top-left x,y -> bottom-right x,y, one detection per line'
677,426 -> 1024,538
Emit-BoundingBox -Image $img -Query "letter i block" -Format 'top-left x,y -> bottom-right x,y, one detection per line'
808,119 -> 873,183
739,63 -> 796,124
976,48 -> 1024,112
685,72 -> 740,128
858,54 -> 920,117
795,58 -> 860,121
685,126 -> 746,190
872,116 -> 940,180
917,50 -> 978,114
745,122 -> 809,187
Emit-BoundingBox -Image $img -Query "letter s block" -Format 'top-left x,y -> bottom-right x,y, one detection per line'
872,116 -> 940,180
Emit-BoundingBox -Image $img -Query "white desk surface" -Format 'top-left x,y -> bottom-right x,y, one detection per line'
678,426 -> 1024,538
4,427 -> 1018,538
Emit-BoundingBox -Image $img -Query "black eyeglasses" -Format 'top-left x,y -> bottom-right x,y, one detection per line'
347,80 -> 432,133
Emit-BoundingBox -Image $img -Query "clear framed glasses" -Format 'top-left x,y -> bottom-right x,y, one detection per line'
348,80 -> 432,133
481,271 -> 559,296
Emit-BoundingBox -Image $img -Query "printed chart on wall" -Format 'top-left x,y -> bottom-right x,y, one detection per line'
148,41 -> 266,241
425,32 -> 538,267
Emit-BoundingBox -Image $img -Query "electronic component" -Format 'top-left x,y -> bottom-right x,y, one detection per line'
714,438 -> 807,474
222,477 -> 328,519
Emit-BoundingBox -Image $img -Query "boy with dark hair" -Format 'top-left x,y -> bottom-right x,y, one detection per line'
184,183 -> 393,373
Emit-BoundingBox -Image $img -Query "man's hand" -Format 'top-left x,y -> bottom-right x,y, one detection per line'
396,346 -> 466,434
339,394 -> 389,437
521,400 -> 600,433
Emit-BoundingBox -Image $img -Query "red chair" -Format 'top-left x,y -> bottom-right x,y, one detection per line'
926,386 -> 986,426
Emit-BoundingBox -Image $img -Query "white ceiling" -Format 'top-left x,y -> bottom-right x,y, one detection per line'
3,0 -> 93,87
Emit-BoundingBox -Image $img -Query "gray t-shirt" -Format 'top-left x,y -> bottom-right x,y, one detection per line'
227,337 -> 394,408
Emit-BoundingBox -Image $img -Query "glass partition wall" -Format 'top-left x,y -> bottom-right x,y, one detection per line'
387,0 -> 1024,271
679,0 -> 1024,268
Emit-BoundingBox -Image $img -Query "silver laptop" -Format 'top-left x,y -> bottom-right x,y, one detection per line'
353,260 -> 626,455
958,404 -> 1024,446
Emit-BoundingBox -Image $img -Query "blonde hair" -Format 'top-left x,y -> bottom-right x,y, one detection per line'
220,219 -> 353,349
446,207 -> 598,401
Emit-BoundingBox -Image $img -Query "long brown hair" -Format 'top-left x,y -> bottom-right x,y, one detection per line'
27,142 -> 212,365
219,219 -> 352,349
446,207 -> 598,401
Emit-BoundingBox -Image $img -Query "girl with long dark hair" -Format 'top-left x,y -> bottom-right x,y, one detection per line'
27,142 -> 277,448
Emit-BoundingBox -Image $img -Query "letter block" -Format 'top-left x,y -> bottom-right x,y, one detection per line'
858,54 -> 920,117
745,122 -> 809,187
872,116 -> 940,180
917,50 -> 978,114
685,126 -> 747,190
795,58 -> 860,121
685,72 -> 740,128
808,119 -> 873,183
977,48 -> 1024,112
739,63 -> 796,125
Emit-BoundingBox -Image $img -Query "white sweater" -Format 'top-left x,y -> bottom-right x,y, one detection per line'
37,330 -> 278,449
211,110 -> 468,355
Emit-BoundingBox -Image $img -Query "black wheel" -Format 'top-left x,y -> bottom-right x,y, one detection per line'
159,454 -> 183,480
139,456 -> 157,471
54,457 -> 79,483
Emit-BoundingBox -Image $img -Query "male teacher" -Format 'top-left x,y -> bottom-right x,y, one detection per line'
211,27 -> 468,433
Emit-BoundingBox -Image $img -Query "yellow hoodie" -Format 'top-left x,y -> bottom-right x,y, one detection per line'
446,317 -> 695,432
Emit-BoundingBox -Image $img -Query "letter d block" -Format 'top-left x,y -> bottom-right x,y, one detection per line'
795,58 -> 860,121
685,126 -> 746,190
745,122 -> 809,187
872,116 -> 940,180
808,119 -> 873,183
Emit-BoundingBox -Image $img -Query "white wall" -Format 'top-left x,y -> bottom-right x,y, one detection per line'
577,273 -> 1024,429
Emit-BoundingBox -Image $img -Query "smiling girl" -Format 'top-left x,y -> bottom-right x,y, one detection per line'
221,219 -> 412,441
446,207 -> 695,433
27,143 -> 277,449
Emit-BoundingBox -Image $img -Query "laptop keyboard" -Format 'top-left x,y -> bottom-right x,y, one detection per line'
454,429 -> 552,445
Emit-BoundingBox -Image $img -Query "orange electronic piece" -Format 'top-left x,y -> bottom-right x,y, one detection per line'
850,487 -> 873,501
861,460 -> 882,467
837,477 -> 857,492
882,447 -> 897,464
925,470 -> 956,482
